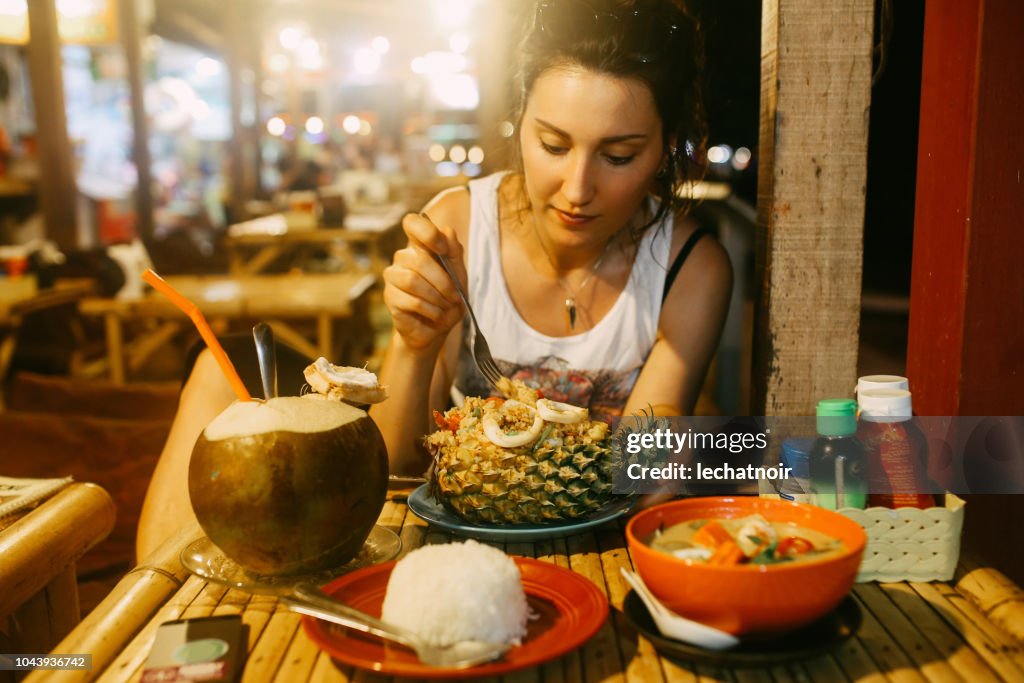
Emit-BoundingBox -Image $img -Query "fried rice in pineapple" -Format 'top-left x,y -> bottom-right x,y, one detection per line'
425,379 -> 618,524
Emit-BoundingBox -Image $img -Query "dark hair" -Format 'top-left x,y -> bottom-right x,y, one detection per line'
508,0 -> 706,236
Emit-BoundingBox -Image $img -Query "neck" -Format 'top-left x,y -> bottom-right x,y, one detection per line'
531,220 -> 616,278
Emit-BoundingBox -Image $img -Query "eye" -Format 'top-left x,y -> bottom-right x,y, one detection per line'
604,154 -> 636,166
540,140 -> 568,155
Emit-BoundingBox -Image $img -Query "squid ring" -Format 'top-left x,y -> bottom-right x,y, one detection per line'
482,401 -> 544,448
536,398 -> 588,424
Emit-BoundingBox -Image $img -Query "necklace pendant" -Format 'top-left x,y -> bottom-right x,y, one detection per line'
565,297 -> 577,330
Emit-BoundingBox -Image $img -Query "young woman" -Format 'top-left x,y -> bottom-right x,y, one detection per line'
134,0 -> 730,560
374,0 -> 732,475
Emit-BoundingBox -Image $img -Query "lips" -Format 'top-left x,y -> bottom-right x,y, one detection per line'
552,207 -> 599,225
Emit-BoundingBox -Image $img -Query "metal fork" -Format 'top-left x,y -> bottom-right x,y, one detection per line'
433,253 -> 507,391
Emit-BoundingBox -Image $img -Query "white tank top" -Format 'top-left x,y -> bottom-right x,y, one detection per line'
452,172 -> 673,424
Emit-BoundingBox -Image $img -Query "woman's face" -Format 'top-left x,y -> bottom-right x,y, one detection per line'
520,65 -> 665,247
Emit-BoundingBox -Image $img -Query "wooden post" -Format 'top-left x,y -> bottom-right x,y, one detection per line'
25,0 -> 79,249
752,0 -> 875,414
906,0 -> 1024,416
225,0 -> 248,221
120,0 -> 156,242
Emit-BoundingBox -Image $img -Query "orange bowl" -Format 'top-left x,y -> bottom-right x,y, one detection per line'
625,497 -> 866,636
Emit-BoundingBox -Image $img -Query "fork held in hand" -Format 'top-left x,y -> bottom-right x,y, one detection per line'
432,253 -> 507,391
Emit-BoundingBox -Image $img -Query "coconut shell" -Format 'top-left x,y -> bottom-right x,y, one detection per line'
189,403 -> 388,576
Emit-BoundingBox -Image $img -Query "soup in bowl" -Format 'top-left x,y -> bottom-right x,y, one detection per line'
625,497 -> 866,636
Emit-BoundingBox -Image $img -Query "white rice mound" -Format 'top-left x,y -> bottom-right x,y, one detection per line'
380,540 -> 529,647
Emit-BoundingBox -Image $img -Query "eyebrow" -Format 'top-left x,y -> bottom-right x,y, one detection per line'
534,118 -> 649,144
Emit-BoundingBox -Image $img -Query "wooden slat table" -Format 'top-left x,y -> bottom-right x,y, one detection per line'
224,206 -> 406,277
31,492 -> 1024,682
77,273 -> 376,384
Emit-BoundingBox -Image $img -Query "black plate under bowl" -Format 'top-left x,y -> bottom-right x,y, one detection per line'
622,591 -> 862,667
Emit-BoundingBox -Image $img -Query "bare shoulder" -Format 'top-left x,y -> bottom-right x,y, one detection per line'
423,185 -> 472,244
666,213 -> 733,299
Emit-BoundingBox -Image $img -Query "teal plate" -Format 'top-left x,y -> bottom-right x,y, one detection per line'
406,484 -> 633,542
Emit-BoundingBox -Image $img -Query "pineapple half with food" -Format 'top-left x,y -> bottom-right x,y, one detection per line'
426,379 -> 620,524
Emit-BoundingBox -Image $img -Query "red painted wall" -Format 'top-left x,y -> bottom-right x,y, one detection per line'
907,0 -> 1024,415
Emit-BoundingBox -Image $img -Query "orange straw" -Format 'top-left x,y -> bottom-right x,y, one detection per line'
143,269 -> 252,402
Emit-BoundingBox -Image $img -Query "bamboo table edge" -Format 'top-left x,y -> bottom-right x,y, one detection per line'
0,482 -> 117,619
23,520 -> 202,683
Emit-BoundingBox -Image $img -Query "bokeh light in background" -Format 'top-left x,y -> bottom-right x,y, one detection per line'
279,26 -> 304,51
428,73 -> 479,110
342,115 -> 361,135
707,144 -> 732,165
296,37 -> 324,71
732,146 -> 752,171
435,161 -> 461,176
267,117 -> 286,136
195,57 -> 222,79
305,116 -> 324,135
254,0 -> 495,182
448,144 -> 467,163
410,51 -> 468,75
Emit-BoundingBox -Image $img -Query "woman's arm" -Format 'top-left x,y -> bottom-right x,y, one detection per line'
372,326 -> 462,475
371,188 -> 471,474
622,224 -> 733,419
136,349 -> 236,561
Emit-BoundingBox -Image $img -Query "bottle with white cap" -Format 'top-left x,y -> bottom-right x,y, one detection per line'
856,388 -> 934,508
855,375 -> 910,395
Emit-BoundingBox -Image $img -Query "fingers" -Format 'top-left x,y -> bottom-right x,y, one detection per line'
402,212 -> 450,255
387,247 -> 462,307
385,292 -> 464,352
436,223 -> 467,285
387,212 -> 467,348
383,264 -> 459,324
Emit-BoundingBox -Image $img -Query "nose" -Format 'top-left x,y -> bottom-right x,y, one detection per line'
561,151 -> 596,208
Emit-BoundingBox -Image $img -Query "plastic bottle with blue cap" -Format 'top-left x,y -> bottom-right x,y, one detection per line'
777,437 -> 813,502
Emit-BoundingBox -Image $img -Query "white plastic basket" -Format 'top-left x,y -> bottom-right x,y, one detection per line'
840,494 -> 965,582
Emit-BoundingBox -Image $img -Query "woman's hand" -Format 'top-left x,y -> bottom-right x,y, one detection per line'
383,212 -> 467,352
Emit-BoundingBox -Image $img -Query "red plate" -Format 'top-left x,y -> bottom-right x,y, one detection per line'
301,557 -> 609,679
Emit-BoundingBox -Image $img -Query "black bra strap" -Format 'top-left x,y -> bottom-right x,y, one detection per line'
662,226 -> 714,303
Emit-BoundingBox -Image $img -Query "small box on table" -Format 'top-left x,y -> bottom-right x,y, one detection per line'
839,493 -> 965,582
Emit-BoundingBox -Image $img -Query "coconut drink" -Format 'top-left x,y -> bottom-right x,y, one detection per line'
189,359 -> 389,576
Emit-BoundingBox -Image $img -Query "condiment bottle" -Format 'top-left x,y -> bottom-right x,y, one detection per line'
855,375 -> 909,395
809,399 -> 867,510
857,388 -> 934,509
778,437 -> 813,503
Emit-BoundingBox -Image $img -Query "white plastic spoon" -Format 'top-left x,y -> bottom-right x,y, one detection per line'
621,567 -> 740,651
